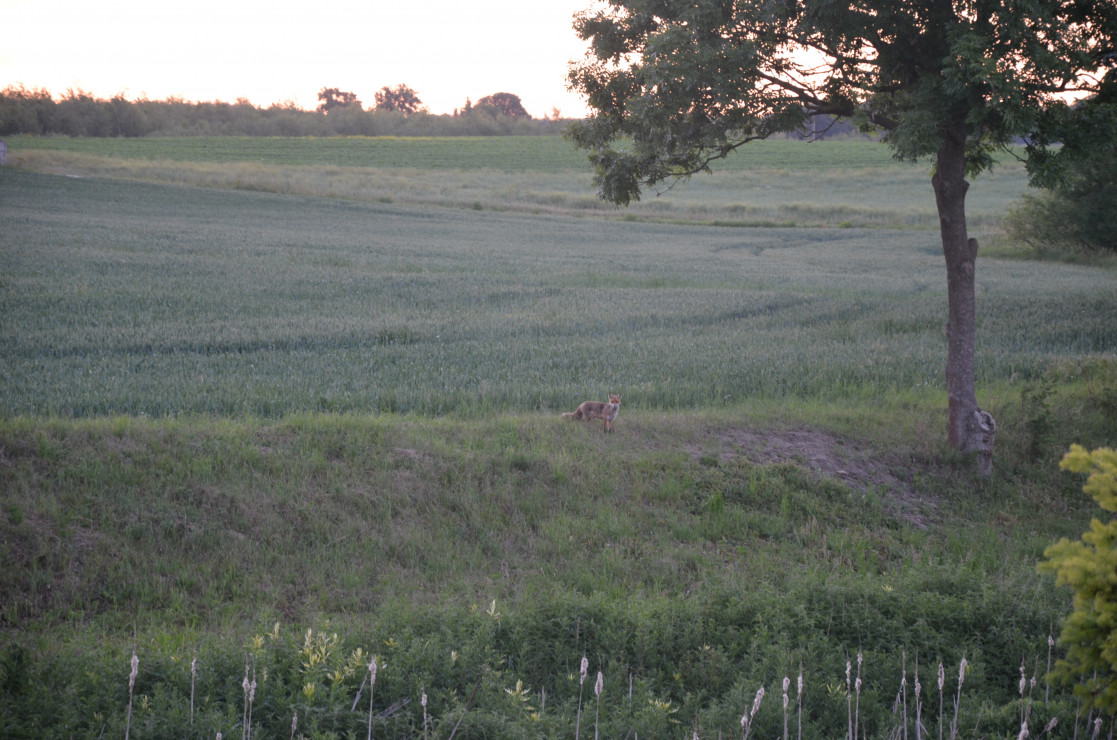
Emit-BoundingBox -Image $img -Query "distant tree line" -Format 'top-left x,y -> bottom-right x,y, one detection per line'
0,85 -> 569,137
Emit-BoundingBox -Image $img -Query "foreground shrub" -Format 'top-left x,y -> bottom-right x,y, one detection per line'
1040,445 -> 1117,713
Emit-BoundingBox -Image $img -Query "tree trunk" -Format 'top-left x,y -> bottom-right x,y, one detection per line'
933,130 -> 997,475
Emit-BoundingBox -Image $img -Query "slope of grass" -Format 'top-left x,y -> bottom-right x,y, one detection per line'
1,387 -> 1114,737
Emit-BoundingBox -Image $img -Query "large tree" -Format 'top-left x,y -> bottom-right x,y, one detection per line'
568,0 -> 1115,473
374,84 -> 426,115
474,92 -> 531,119
316,87 -> 361,114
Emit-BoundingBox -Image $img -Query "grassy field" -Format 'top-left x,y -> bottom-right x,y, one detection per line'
6,135 -> 1030,229
5,134 -> 915,170
2,164 -> 1107,419
1,137 -> 1116,738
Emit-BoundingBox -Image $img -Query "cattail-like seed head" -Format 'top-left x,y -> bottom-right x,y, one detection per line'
797,673 -> 803,696
1048,635 -> 1055,648
249,678 -> 256,703
845,661 -> 851,687
937,662 -> 945,692
855,677 -> 862,694
958,658 -> 968,688
751,686 -> 765,717
422,689 -> 427,708
581,656 -> 589,684
291,710 -> 297,735
783,676 -> 790,694
1044,717 -> 1058,733
369,655 -> 377,683
595,670 -> 603,697
129,651 -> 139,691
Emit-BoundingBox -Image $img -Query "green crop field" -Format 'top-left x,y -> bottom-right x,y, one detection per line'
5,134 -> 595,170
6,135 -> 1030,229
0,164 -> 1110,419
1,137 -> 1116,739
7,134 -> 913,170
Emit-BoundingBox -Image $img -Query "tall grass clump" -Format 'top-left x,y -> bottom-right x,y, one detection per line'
741,685 -> 765,740
125,646 -> 138,740
241,659 -> 257,740
0,610 -> 1095,737
365,655 -> 377,740
593,670 -> 603,740
575,656 -> 588,740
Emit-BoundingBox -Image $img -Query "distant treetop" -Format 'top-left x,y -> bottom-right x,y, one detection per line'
473,93 -> 530,119
316,88 -> 361,114
374,85 -> 426,116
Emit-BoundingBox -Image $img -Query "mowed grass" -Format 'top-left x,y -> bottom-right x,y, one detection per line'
1,164 -> 1111,419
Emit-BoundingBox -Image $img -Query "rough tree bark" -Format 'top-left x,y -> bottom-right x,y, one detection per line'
933,125 -> 997,475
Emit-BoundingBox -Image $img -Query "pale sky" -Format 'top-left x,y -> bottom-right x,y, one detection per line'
3,0 -> 597,118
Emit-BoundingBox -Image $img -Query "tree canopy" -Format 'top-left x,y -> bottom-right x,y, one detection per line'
474,92 -> 531,119
567,0 -> 1115,469
316,87 -> 361,114
1007,98 -> 1117,253
568,0 -> 1114,204
373,84 -> 426,115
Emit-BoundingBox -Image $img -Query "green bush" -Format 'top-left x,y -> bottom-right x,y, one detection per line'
1008,102 -> 1117,255
1040,445 -> 1117,713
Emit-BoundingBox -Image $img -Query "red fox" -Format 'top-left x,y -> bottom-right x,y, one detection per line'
562,395 -> 621,433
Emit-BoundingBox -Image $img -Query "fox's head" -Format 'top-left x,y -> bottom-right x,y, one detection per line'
609,395 -> 621,406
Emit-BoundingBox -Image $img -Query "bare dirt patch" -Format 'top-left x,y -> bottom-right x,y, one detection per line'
689,427 -> 936,527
